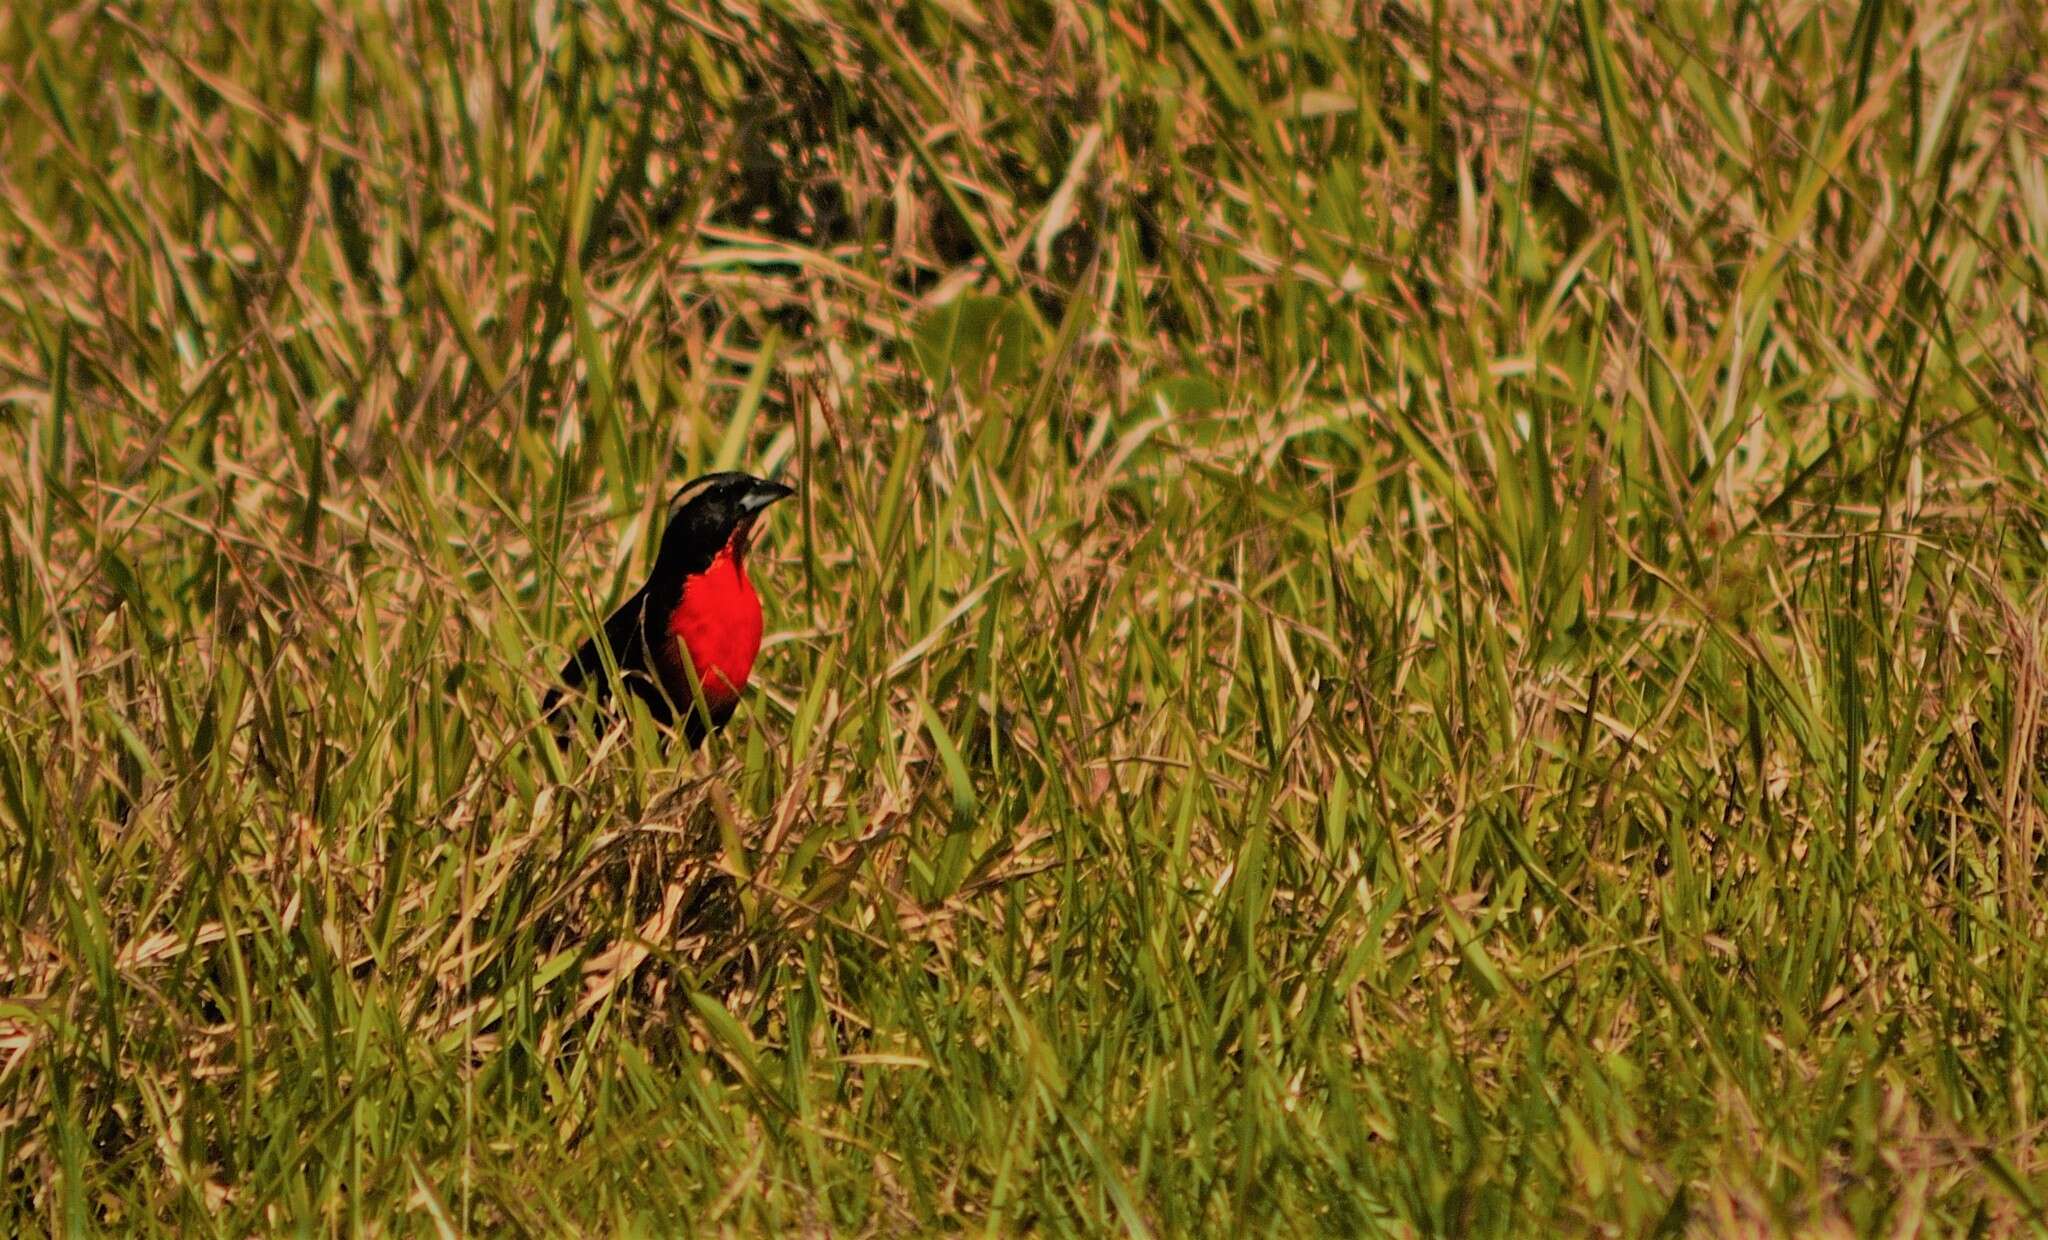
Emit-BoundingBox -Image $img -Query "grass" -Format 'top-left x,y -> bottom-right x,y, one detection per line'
3,0 -> 2047,1232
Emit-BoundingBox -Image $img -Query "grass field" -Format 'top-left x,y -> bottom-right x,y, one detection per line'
4,0 -> 2048,1233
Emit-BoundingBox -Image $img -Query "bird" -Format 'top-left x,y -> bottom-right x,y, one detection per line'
543,471 -> 795,745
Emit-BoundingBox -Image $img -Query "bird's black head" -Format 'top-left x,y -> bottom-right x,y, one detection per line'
655,471 -> 795,576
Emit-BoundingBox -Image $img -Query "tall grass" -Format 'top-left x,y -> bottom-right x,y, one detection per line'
3,0 -> 2046,1231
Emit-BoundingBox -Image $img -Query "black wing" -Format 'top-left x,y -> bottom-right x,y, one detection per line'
542,588 -> 674,726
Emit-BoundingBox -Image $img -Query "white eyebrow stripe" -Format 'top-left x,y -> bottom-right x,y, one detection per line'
666,477 -> 718,519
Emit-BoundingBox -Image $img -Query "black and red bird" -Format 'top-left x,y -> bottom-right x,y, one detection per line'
543,471 -> 794,744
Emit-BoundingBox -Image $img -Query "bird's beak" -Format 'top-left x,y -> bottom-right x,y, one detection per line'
739,479 -> 796,513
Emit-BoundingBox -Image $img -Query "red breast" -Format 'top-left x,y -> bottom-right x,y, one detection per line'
662,539 -> 763,713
